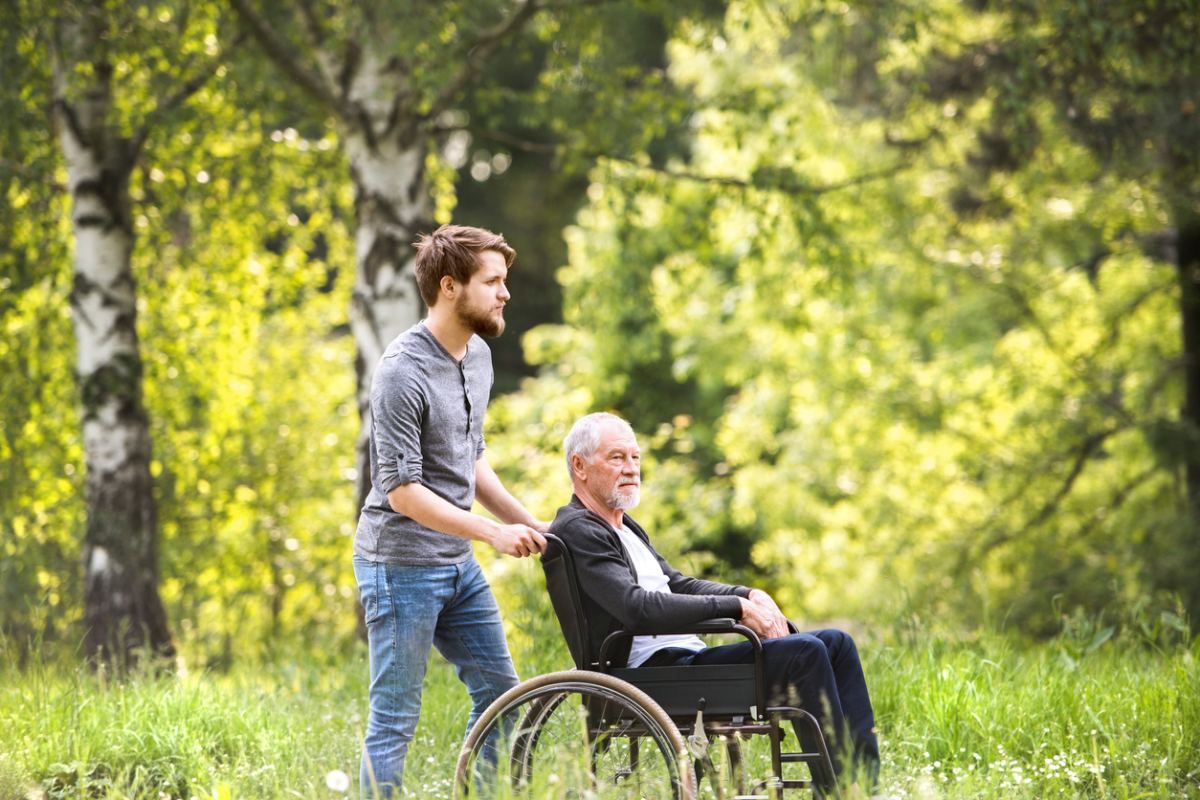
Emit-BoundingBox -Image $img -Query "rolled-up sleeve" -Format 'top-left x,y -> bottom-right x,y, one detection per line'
372,362 -> 426,493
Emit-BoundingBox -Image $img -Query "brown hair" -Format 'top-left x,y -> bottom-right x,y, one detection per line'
413,224 -> 516,307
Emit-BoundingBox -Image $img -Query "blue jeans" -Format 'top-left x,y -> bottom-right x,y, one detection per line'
354,555 -> 519,798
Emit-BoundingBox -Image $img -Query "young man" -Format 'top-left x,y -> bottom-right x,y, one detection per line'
353,224 -> 547,798
550,412 -> 879,791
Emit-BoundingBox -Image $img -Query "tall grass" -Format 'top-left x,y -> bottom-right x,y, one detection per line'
870,633 -> 1200,798
1,628 -> 1196,799
0,643 -> 368,800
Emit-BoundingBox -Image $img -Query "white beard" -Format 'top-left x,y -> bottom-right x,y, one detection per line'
609,485 -> 640,510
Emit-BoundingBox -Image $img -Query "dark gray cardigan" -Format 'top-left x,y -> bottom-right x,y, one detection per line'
549,495 -> 751,667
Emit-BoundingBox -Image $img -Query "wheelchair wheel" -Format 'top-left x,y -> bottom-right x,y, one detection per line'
454,670 -> 696,799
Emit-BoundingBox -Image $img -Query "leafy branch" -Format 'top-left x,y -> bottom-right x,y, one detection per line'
469,128 -> 907,197
423,0 -> 545,124
227,0 -> 348,117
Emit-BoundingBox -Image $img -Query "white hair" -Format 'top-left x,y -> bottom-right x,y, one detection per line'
563,412 -> 634,479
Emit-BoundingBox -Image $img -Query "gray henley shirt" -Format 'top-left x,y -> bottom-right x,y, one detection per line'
354,322 -> 492,565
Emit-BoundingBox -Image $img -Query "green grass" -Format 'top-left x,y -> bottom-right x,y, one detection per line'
1,631 -> 1196,799
870,634 -> 1200,798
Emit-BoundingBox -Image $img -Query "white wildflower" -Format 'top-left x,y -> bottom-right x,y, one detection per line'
325,769 -> 351,793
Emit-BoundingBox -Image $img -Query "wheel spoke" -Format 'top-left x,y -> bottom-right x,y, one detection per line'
455,671 -> 695,800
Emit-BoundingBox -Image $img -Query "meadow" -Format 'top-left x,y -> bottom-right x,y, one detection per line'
1,619 -> 1196,800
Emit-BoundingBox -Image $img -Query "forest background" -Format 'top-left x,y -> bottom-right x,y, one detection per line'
1,0 -> 1199,796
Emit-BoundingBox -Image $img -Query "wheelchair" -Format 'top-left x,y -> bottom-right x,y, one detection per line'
454,533 -> 837,799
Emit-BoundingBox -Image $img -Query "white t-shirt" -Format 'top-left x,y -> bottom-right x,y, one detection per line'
612,524 -> 706,667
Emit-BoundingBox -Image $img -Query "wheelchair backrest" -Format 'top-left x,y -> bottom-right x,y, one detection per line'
541,534 -> 765,721
541,533 -> 595,669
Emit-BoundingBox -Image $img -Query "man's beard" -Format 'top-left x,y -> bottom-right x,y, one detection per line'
456,298 -> 505,338
608,484 -> 640,510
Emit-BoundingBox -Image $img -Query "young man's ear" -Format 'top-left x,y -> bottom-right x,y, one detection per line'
439,275 -> 458,300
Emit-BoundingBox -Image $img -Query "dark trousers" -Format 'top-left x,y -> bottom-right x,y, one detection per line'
644,629 -> 879,784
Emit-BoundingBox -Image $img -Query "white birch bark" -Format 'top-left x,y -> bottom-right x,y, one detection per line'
340,45 -> 430,509
53,10 -> 173,664
228,0 -> 542,512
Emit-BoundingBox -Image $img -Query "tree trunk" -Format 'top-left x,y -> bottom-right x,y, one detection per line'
1177,217 -> 1200,618
227,4 -> 536,518
341,49 -> 433,514
53,13 -> 174,666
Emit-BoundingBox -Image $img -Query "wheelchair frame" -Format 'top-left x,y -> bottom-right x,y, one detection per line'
454,533 -> 837,799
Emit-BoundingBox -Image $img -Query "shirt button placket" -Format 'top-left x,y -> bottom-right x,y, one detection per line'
460,359 -> 473,437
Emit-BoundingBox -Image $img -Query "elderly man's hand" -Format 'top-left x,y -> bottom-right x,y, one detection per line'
738,590 -> 790,640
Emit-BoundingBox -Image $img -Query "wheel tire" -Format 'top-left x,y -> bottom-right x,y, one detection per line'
454,669 -> 696,799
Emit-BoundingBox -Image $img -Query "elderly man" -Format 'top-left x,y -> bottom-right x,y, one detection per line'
549,411 -> 879,787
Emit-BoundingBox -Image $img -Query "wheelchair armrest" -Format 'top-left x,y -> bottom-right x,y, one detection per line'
685,617 -> 749,635
597,618 -> 763,669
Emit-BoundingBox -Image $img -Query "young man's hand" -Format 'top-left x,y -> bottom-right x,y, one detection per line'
490,523 -> 547,558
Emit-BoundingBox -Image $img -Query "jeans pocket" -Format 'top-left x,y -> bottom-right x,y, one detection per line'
355,558 -> 383,625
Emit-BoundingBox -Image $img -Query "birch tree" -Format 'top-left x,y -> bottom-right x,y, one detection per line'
227,0 -> 700,510
49,0 -> 229,664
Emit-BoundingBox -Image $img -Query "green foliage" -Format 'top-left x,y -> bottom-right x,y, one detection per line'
484,0 -> 1192,635
2,0 -> 1195,677
1,1 -> 360,663
1,2 -> 85,653
993,0 -> 1199,202
433,0 -> 718,389
131,62 -> 360,662
0,270 -> 82,653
